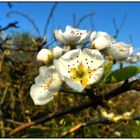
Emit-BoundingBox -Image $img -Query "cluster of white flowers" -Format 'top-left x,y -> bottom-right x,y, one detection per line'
30,25 -> 139,105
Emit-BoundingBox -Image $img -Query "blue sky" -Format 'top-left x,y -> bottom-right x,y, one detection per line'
0,2 -> 140,54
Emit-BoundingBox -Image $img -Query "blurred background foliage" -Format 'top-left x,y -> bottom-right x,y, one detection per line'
0,2 -> 140,138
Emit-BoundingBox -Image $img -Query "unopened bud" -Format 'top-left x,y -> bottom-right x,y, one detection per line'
37,48 -> 53,64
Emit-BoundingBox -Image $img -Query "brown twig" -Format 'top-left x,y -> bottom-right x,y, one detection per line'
60,89 -> 86,96
113,13 -> 127,39
9,79 -> 140,136
10,100 -> 94,136
7,11 -> 41,37
0,87 -> 8,137
43,2 -> 58,36
3,46 -> 38,52
0,21 -> 19,32
6,119 -> 24,126
76,12 -> 95,28
61,114 -> 140,137
61,118 -> 110,137
7,2 -> 13,9
72,14 -> 77,27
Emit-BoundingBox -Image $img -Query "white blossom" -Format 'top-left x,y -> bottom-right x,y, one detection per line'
90,31 -> 114,50
104,42 -> 133,61
0,31 -> 7,40
54,48 -> 105,92
63,45 -> 71,53
52,46 -> 63,59
37,48 -> 53,64
30,66 -> 62,105
127,52 -> 140,63
54,25 -> 89,45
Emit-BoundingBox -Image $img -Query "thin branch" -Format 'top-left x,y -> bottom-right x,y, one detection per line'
129,34 -> 134,46
3,46 -> 38,52
7,2 -> 13,8
9,79 -> 140,136
60,89 -> 86,96
0,21 -> 19,32
118,13 -> 127,31
6,119 -> 24,126
105,79 -> 140,100
72,14 -> 77,28
113,13 -> 127,39
0,107 -> 5,137
61,114 -> 140,137
43,2 -> 57,37
7,11 -> 41,37
61,118 -> 110,137
76,12 -> 95,28
9,100 -> 94,136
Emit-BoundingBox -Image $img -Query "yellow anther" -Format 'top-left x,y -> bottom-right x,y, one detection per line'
54,92 -> 59,96
69,63 -> 95,88
107,55 -> 114,61
4,50 -> 10,56
112,116 -> 123,122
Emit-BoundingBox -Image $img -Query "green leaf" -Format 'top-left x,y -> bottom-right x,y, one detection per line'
101,61 -> 113,82
106,66 -> 140,83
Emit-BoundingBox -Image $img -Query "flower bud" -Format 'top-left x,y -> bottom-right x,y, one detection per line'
52,46 -> 63,59
37,48 -> 53,64
90,31 -> 114,50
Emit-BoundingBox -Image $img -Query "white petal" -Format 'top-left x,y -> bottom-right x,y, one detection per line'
53,59 -> 69,80
136,52 -> 140,58
88,67 -> 104,85
39,66 -> 48,75
37,49 -> 52,63
63,45 -> 71,53
61,31 -> 81,44
30,84 -> 54,105
48,72 -> 62,92
129,46 -> 133,56
65,25 -> 73,31
64,77 -> 84,92
35,65 -> 60,86
35,66 -> 49,85
78,31 -> 90,44
54,26 -> 89,45
93,36 -> 110,50
61,48 -> 81,61
0,31 -> 7,40
35,74 -> 47,86
35,66 -> 51,85
105,42 -> 133,61
54,30 -> 66,44
62,26 -> 81,44
127,56 -> 139,63
104,34 -> 114,43
90,31 -> 114,50
90,31 -> 96,42
52,46 -> 63,59
82,48 -> 105,69
56,49 -> 82,75
96,31 -> 109,37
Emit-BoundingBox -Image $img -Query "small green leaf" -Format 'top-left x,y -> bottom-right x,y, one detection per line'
106,66 -> 140,83
135,120 -> 140,125
43,36 -> 47,42
101,61 -> 113,82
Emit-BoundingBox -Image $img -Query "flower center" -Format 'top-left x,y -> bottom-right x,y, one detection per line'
69,63 -> 95,88
44,78 -> 53,90
76,69 -> 85,78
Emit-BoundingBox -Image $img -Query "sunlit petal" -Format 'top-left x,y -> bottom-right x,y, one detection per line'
105,41 -> 133,61
64,76 -> 84,92
88,67 -> 104,85
30,84 -> 54,105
